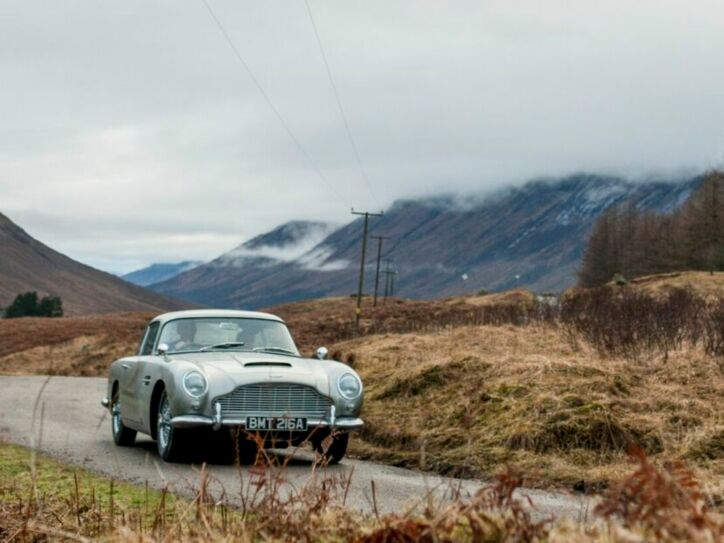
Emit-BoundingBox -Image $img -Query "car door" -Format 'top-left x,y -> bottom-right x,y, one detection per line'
121,322 -> 160,425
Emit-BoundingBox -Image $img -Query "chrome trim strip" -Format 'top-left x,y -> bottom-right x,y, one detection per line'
170,415 -> 214,428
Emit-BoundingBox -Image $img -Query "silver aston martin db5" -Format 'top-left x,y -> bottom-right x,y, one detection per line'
101,309 -> 364,463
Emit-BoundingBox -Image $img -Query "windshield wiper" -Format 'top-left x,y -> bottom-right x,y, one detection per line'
199,342 -> 245,351
252,346 -> 298,356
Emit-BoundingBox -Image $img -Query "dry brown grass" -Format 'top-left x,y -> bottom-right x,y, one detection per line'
332,324 -> 724,502
0,313 -> 150,376
449,288 -> 538,308
615,271 -> 724,300
2,440 -> 721,542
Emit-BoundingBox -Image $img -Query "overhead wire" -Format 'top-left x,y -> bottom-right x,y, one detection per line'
303,0 -> 383,211
200,0 -> 350,208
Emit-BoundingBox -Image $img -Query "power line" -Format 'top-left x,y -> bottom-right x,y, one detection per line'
352,209 -> 383,328
201,0 -> 349,207
303,0 -> 381,209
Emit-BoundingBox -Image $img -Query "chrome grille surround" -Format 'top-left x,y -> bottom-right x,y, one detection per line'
216,383 -> 332,420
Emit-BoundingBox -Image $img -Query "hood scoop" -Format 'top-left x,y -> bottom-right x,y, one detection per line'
244,362 -> 293,368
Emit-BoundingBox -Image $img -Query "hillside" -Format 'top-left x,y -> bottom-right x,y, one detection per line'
153,174 -> 699,309
0,213 -> 192,315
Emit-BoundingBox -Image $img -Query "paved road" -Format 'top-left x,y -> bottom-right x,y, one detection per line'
0,376 -> 595,521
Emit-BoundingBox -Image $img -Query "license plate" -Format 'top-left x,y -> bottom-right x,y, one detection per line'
246,416 -> 308,431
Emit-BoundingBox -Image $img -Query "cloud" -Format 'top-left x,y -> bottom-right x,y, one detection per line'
297,246 -> 350,272
218,222 -> 339,265
2,0 -> 724,272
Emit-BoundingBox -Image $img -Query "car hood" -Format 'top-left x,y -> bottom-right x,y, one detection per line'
169,351 -> 332,396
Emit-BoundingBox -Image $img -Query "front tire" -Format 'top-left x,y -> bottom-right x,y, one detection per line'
111,392 -> 136,446
156,390 -> 188,462
312,431 -> 349,464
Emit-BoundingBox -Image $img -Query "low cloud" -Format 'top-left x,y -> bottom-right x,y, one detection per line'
297,246 -> 350,272
217,222 -> 340,267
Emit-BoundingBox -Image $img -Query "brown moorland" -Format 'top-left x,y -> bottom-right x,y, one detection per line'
0,272 -> 721,501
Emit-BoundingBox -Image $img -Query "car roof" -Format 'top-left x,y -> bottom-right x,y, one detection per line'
150,309 -> 285,325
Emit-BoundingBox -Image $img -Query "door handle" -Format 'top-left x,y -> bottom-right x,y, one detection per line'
122,364 -> 130,370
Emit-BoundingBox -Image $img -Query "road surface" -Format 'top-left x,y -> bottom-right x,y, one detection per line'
0,375 -> 596,521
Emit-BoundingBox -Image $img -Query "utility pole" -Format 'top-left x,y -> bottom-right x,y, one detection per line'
390,267 -> 398,297
382,259 -> 393,304
371,235 -> 390,307
351,209 -> 383,328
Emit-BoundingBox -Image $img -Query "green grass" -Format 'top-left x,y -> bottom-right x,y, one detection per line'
0,440 -> 179,539
0,441 -> 173,508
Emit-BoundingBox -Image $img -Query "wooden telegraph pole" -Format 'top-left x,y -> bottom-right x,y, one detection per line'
351,209 -> 383,328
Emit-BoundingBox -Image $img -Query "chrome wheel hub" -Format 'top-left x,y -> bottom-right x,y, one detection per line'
112,400 -> 122,436
158,395 -> 172,452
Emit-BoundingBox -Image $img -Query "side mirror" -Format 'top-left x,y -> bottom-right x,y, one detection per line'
157,343 -> 169,357
315,346 -> 328,360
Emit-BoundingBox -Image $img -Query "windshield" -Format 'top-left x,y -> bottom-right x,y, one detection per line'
157,317 -> 299,356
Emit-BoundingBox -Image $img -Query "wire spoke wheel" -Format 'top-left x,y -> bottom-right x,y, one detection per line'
156,390 -> 188,462
111,391 -> 136,446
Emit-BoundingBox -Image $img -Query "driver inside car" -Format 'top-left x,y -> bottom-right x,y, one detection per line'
172,320 -> 198,351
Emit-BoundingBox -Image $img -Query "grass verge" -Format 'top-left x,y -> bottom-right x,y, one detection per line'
0,440 -> 721,542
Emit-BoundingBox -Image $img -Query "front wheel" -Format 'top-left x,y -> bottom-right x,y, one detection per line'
312,431 -> 349,465
111,392 -> 136,446
156,390 -> 188,462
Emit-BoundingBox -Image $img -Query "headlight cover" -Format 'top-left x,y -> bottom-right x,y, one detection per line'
182,371 -> 208,397
337,372 -> 362,400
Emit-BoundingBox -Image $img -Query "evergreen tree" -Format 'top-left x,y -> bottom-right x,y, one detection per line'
38,296 -> 64,317
4,292 -> 40,318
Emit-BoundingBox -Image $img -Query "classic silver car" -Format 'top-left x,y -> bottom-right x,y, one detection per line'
101,309 -> 364,463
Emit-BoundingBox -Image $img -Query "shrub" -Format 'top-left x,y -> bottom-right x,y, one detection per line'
559,286 -> 720,360
3,292 -> 63,318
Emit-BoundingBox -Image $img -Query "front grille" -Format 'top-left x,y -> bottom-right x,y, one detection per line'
216,383 -> 331,419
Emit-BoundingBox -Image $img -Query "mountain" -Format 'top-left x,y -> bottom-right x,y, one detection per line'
122,261 -> 203,287
152,174 -> 699,309
0,213 -> 193,315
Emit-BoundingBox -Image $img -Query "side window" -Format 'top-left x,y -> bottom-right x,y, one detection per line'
140,322 -> 160,356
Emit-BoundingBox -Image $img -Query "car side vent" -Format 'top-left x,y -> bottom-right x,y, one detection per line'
244,362 -> 293,367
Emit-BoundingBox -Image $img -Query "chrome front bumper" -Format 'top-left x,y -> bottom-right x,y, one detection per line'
170,415 -> 365,430
171,404 -> 363,431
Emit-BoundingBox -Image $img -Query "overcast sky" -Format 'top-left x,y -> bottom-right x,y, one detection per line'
2,0 -> 724,273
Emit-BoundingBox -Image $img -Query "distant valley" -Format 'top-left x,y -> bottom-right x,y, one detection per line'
122,261 -> 203,287
0,213 -> 192,315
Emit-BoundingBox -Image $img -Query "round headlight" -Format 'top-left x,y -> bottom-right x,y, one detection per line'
183,371 -> 207,397
337,372 -> 362,400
